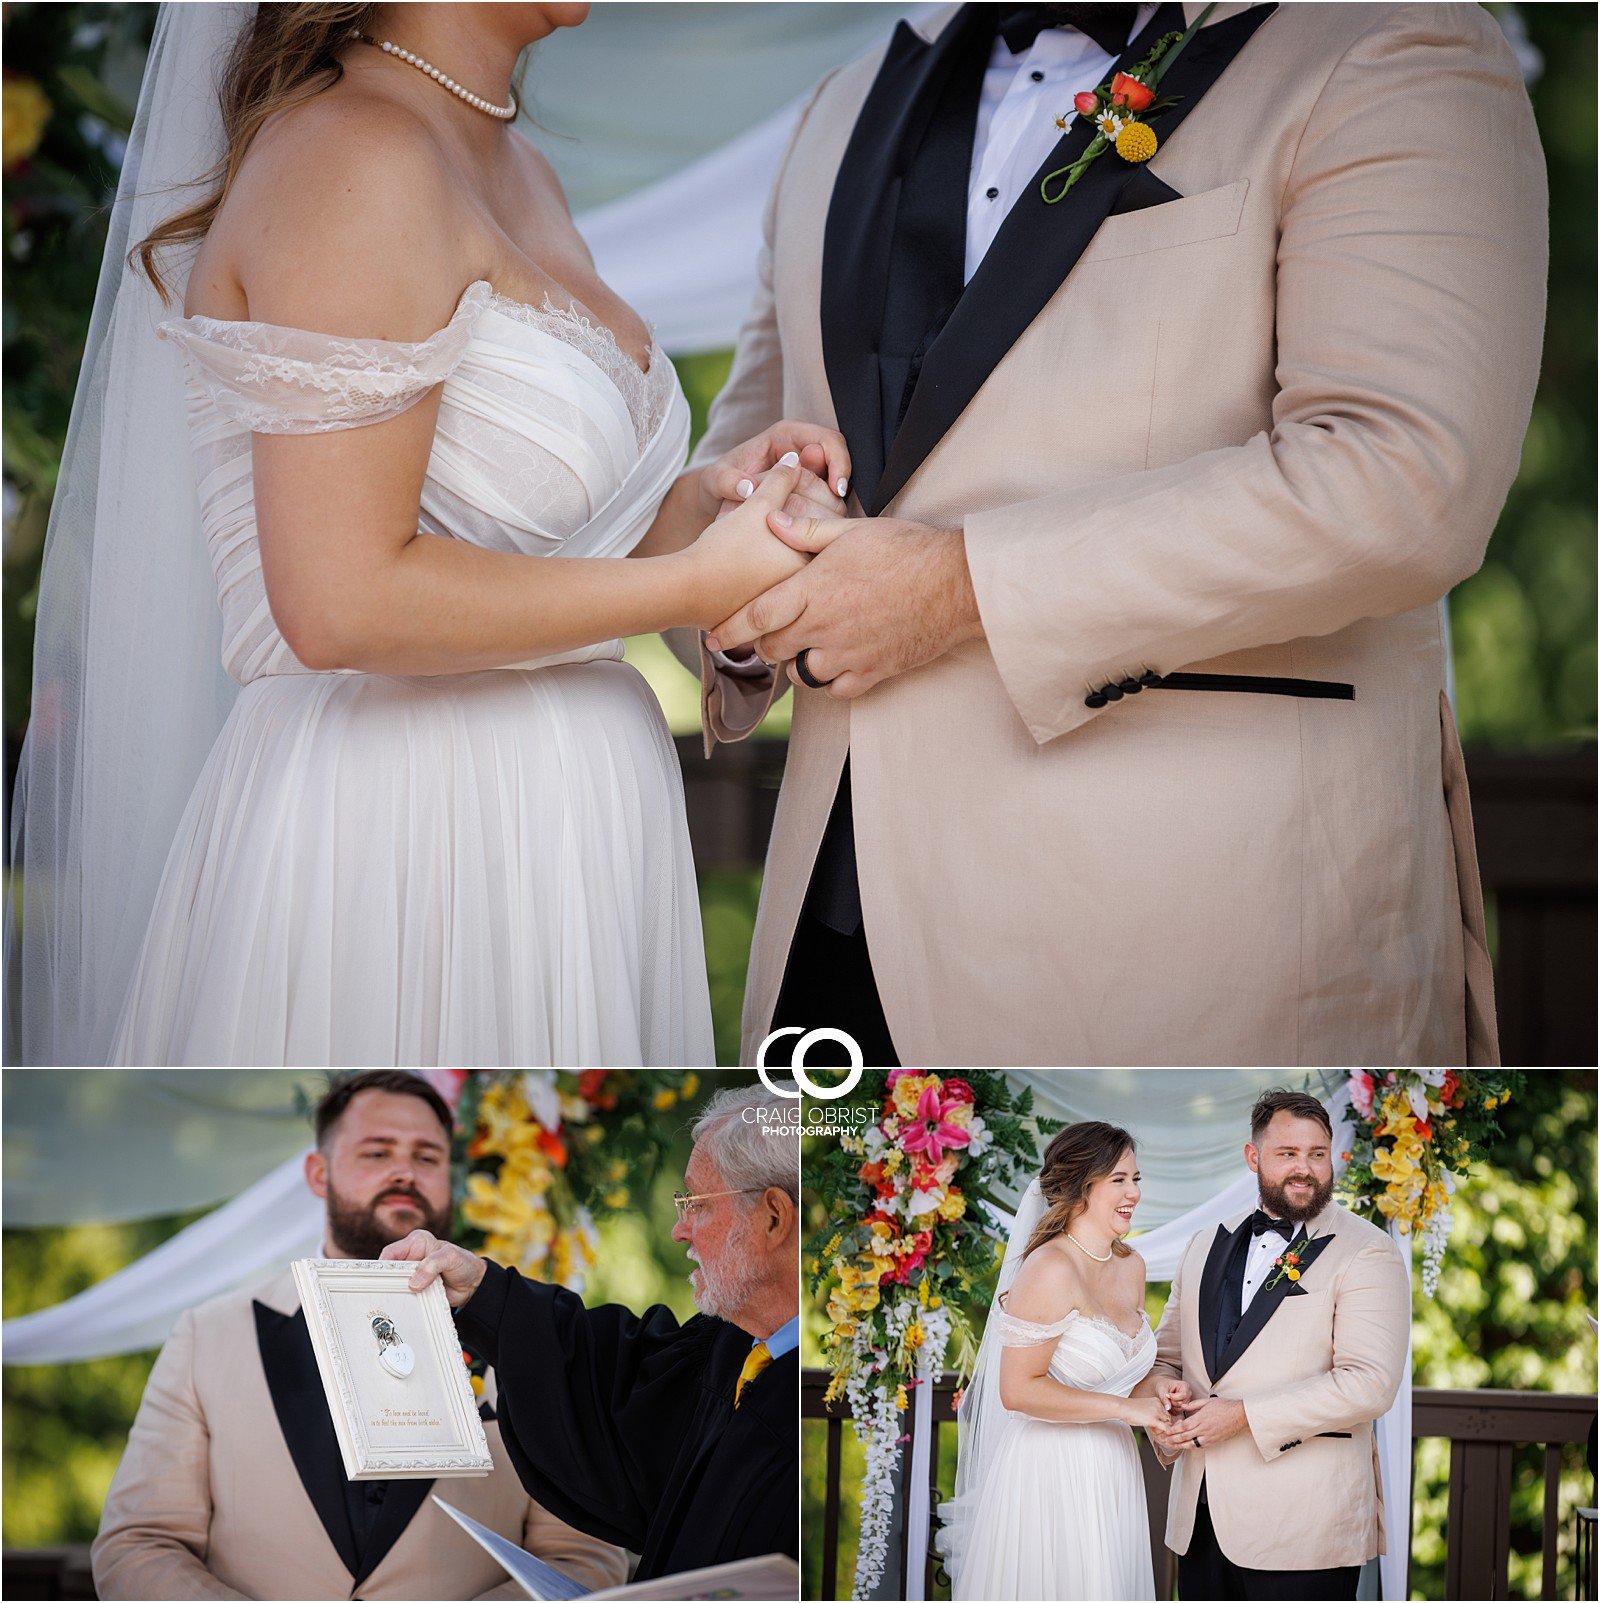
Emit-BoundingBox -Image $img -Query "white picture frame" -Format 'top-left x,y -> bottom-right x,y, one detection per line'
291,1258 -> 493,1480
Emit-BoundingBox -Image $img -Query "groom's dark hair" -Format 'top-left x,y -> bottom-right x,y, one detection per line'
314,1071 -> 453,1151
1250,1088 -> 1332,1144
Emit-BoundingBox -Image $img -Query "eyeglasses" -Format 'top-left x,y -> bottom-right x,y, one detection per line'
672,1187 -> 765,1223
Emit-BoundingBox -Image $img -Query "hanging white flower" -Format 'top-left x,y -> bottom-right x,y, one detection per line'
520,1069 -> 562,1131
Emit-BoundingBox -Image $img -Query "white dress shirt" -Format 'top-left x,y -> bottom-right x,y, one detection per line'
1239,1212 -> 1304,1313
964,6 -> 1158,282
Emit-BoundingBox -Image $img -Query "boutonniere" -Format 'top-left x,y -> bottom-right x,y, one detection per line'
1041,1 -> 1217,203
1264,1231 -> 1320,1293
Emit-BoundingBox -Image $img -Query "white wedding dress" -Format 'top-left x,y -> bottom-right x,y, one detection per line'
949,1307 -> 1158,1601
109,280 -> 714,1065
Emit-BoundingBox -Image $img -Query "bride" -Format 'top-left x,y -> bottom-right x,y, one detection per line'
7,3 -> 850,1065
938,1122 -> 1189,1602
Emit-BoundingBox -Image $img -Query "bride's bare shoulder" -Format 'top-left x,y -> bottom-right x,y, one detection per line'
1004,1241 -> 1080,1324
200,86 -> 469,336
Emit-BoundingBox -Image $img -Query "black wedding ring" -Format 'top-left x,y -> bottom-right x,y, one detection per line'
794,649 -> 832,689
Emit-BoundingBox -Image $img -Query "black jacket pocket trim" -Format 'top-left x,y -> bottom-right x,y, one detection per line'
1151,672 -> 1354,700
1315,1431 -> 1354,1438
1110,167 -> 1184,215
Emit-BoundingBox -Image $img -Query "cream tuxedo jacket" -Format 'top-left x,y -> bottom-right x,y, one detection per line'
91,1268 -> 626,1601
688,2 -> 1547,1067
1149,1202 -> 1411,1570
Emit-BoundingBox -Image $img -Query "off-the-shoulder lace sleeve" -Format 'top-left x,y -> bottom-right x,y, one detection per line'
991,1306 -> 1077,1347
157,280 -> 492,434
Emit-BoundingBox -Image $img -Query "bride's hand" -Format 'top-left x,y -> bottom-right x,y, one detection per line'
696,426 -> 852,523
1120,1394 -> 1176,1436
1156,1378 -> 1193,1413
684,460 -> 810,630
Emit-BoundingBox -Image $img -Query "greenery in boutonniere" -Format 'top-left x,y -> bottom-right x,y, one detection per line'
1041,2 -> 1217,202
1263,1231 -> 1318,1294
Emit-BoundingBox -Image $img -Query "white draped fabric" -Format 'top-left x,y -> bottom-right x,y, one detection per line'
1,1152 -> 321,1364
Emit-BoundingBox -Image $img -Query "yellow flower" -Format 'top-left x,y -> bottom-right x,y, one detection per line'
929,1296 -> 942,1310
605,1158 -> 628,1182
470,1373 -> 485,1398
824,1371 -> 848,1406
892,1075 -> 933,1118
1498,1089 -> 1511,1106
681,1072 -> 701,1099
824,1233 -> 843,1257
905,1321 -> 926,1350
883,1150 -> 904,1174
937,1191 -> 967,1222
1285,1267 -> 1300,1281
653,1088 -> 678,1110
895,1384 -> 909,1410
603,1187 -> 629,1209
4,79 -> 52,173
1115,121 -> 1158,163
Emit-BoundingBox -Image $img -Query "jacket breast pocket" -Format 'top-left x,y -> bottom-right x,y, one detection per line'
1082,178 -> 1250,264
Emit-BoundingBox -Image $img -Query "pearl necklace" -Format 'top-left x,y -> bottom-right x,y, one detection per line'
357,35 -> 518,121
1066,1232 -> 1113,1262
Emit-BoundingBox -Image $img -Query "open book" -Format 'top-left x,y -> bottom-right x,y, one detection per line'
432,1497 -> 800,1601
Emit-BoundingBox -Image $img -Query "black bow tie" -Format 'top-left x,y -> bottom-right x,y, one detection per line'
1250,1210 -> 1297,1240
995,4 -> 1140,58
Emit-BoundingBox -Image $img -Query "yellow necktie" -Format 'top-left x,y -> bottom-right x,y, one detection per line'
735,1342 -> 772,1408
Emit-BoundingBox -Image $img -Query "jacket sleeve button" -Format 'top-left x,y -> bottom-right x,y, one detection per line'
1102,683 -> 1124,701
1120,678 -> 1143,695
1085,691 -> 1109,709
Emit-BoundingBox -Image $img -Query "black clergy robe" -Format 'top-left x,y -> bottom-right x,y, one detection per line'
453,1260 -> 797,1583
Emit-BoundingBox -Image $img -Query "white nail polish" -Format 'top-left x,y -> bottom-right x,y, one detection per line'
837,478 -> 848,497
736,479 -> 754,498
779,450 -> 800,468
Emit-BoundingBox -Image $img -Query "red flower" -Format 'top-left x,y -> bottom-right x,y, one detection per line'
537,1129 -> 568,1168
1073,90 -> 1099,116
1110,72 -> 1154,112
1417,1120 -> 1433,1141
942,1078 -> 975,1106
860,1160 -> 888,1187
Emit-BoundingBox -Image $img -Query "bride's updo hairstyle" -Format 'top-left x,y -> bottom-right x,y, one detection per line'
1021,1121 -> 1137,1262
132,4 -> 383,300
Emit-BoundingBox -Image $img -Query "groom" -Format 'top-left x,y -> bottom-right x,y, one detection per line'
1149,1089 -> 1410,1599
685,3 -> 1547,1066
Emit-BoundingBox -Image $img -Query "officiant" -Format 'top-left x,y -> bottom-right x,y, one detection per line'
384,1084 -> 799,1584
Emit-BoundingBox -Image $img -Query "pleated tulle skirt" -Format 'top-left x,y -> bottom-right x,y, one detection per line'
953,1417 -> 1155,1602
110,661 -> 714,1066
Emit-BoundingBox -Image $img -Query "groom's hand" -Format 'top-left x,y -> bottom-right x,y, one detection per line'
1167,1395 -> 1249,1450
705,515 -> 983,700
381,1229 -> 488,1309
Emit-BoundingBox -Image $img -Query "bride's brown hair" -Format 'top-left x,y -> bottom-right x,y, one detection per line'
1021,1121 -> 1138,1262
130,4 -> 381,303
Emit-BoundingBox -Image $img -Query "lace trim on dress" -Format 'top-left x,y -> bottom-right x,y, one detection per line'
483,291 -> 667,451
992,1307 -> 1152,1350
156,281 -> 493,435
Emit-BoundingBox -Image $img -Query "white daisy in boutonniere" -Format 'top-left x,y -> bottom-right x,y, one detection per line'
1042,1 -> 1217,202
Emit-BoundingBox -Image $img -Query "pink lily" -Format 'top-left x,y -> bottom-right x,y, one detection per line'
899,1083 -> 973,1164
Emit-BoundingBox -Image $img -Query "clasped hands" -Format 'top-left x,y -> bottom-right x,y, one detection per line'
1132,1379 -> 1249,1452
695,430 -> 983,700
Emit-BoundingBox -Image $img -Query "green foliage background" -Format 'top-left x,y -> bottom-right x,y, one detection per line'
1,1068 -> 755,1551
800,1070 -> 1597,1602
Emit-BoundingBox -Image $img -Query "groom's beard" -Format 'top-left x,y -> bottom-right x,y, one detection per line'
1258,1170 -> 1335,1225
326,1179 -> 453,1260
687,1223 -> 761,1321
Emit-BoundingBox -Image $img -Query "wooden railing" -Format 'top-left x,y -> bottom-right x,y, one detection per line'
802,1371 -> 1598,1601
681,740 -> 1597,1067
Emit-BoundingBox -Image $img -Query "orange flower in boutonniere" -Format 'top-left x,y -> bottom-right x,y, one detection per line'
1265,1233 -> 1319,1293
1043,2 -> 1217,202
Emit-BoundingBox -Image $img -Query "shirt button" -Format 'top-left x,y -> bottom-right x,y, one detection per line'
1031,70 -> 1044,82
986,187 -> 999,200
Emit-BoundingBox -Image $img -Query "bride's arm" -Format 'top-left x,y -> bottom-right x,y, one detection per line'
239,111 -> 806,674
996,1253 -> 1169,1431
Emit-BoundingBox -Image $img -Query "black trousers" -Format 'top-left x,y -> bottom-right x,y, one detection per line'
1180,1486 -> 1362,1601
767,912 -> 899,1068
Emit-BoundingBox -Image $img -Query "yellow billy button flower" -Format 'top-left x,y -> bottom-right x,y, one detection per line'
1116,121 -> 1158,163
1285,1267 -> 1301,1281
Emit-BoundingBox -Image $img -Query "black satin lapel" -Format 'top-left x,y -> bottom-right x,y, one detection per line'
352,1475 -> 434,1590
1211,1228 -> 1335,1381
872,0 -> 1278,513
1196,1221 -> 1240,1382
820,5 -> 994,512
254,1302 -> 361,1580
